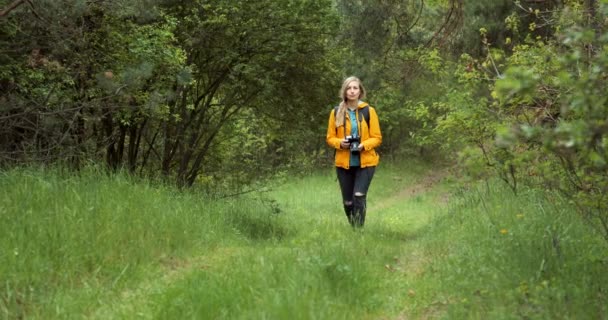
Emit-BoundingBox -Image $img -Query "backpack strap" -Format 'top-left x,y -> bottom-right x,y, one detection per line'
359,106 -> 370,127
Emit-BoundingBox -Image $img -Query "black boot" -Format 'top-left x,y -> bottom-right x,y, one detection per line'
353,195 -> 367,227
343,204 -> 355,226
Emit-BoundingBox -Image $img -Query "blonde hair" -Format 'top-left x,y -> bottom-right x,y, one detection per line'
335,76 -> 366,127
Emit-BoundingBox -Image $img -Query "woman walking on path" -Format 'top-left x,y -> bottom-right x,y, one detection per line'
326,76 -> 382,227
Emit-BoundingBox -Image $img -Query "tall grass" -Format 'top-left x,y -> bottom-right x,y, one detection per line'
3,161 -> 604,319
411,181 -> 608,319
148,161 -> 441,319
0,166 -> 290,318
1,161 -> 435,319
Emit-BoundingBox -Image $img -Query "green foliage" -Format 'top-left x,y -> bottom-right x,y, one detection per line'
0,0 -> 183,171
1,0 -> 341,187
132,0 -> 343,186
377,0 -> 608,240
489,3 -> 608,239
2,0 -> 608,245
452,0 -> 514,55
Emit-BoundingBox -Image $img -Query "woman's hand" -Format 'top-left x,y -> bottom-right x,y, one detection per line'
340,139 -> 350,149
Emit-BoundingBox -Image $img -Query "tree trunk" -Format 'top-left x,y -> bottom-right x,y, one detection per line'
127,118 -> 147,173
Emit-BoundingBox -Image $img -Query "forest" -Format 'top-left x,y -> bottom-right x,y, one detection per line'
1,0 -> 607,319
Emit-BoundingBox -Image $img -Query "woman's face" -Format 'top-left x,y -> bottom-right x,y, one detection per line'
345,81 -> 360,102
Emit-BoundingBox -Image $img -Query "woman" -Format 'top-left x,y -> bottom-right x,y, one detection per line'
326,76 -> 382,227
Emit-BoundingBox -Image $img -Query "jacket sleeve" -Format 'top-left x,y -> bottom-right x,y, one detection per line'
363,107 -> 382,150
326,110 -> 342,149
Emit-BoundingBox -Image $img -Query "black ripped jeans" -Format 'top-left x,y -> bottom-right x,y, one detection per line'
336,166 -> 376,227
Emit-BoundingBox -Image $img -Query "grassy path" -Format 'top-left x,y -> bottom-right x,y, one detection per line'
86,162 -> 450,319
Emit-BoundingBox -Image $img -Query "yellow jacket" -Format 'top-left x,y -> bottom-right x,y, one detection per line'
326,102 -> 382,169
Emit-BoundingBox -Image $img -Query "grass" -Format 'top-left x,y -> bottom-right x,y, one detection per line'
1,161 -> 606,319
409,183 -> 608,319
0,166 -> 271,318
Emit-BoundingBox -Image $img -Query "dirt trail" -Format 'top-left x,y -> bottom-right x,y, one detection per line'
370,168 -> 452,319
372,168 -> 449,212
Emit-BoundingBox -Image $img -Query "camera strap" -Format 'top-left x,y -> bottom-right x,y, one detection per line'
343,110 -> 347,137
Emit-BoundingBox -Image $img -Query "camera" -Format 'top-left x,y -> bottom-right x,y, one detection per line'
346,135 -> 361,155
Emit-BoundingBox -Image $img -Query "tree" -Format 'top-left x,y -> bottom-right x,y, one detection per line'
0,0 -> 341,188
156,0 -> 339,186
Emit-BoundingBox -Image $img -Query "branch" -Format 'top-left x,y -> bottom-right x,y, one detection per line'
26,0 -> 43,21
381,0 -> 425,68
425,0 -> 463,48
0,0 -> 27,18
